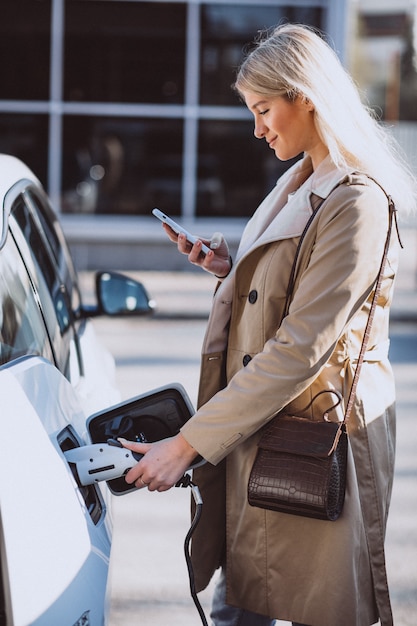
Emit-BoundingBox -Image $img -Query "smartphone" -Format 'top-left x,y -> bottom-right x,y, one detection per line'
152,208 -> 210,255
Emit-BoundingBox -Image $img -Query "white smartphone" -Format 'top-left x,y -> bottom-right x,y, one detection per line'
152,208 -> 211,255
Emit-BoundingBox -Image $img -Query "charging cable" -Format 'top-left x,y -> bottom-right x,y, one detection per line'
176,474 -> 209,626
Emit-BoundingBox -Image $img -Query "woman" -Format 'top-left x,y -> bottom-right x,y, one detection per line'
120,24 -> 417,625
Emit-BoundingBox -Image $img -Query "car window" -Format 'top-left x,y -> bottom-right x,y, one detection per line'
0,234 -> 53,366
24,188 -> 82,314
12,195 -> 57,290
9,196 -> 76,376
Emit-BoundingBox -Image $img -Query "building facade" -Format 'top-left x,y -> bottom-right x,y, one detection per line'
2,1 -> 415,269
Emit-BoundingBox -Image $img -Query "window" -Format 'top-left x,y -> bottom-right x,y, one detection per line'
10,197 -> 76,375
0,1 -> 51,101
25,188 -> 82,313
64,1 -> 187,104
61,116 -> 184,215
353,9 -> 417,122
0,235 -> 53,366
200,4 -> 323,106
197,119 -> 301,217
0,115 -> 48,186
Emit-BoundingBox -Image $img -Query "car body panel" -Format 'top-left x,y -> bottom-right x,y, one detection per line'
0,356 -> 112,625
73,320 -> 120,422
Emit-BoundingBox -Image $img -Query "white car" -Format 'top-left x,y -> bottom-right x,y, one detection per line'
0,154 -> 158,625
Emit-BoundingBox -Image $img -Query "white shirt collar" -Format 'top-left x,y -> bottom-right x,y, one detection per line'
236,155 -> 355,262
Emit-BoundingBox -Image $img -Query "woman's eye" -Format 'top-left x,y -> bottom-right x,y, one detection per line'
260,109 -> 269,116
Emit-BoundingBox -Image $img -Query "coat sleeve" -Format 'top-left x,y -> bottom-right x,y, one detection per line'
181,179 -> 393,464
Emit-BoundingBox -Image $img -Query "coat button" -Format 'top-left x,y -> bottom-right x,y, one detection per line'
243,354 -> 252,366
248,290 -> 258,304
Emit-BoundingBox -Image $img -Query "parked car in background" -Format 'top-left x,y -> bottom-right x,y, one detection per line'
0,154 -> 154,625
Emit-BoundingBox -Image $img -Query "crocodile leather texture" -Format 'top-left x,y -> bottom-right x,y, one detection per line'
248,415 -> 348,521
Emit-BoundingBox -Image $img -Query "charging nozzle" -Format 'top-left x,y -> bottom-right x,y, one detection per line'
64,442 -> 143,486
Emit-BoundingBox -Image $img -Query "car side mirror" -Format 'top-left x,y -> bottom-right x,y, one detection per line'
97,271 -> 155,316
79,270 -> 155,318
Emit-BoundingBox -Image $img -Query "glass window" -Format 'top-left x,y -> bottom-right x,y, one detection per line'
61,116 -> 184,215
0,1 -> 51,100
12,197 -> 56,293
197,119 -> 301,217
200,4 -> 324,106
352,9 -> 417,122
0,235 -> 53,367
28,190 -> 62,264
10,197 -> 75,375
0,115 -> 49,186
64,1 -> 186,104
26,189 -> 82,314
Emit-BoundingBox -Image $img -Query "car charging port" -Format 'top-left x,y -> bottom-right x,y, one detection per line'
58,426 -> 104,525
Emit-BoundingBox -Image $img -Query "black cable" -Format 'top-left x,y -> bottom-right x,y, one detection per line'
176,475 -> 209,626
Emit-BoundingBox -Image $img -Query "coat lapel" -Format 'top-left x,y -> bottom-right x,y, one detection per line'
236,157 -> 313,261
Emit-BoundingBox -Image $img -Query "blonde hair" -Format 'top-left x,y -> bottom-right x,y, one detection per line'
235,23 -> 417,216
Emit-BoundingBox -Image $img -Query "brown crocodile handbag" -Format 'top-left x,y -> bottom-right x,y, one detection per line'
248,391 -> 348,520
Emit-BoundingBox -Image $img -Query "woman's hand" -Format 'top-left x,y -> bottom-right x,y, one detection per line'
162,224 -> 231,278
118,433 -> 199,492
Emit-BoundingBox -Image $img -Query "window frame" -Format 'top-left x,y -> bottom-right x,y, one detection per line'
4,180 -> 84,378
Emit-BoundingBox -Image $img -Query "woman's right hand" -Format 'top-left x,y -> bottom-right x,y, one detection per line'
162,224 -> 232,278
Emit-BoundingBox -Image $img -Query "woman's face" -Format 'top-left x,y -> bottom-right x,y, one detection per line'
242,90 -> 328,169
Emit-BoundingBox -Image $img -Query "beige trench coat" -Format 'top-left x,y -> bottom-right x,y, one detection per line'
180,156 -> 400,626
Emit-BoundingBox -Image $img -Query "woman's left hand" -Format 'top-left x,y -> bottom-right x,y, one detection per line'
162,224 -> 231,277
118,433 -> 199,492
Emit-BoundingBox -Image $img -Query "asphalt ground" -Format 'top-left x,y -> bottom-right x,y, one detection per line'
81,232 -> 417,625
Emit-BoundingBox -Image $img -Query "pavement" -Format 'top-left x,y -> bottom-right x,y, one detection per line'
82,225 -> 417,626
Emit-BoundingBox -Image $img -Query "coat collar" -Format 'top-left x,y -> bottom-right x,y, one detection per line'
311,155 -> 355,198
236,155 -> 355,262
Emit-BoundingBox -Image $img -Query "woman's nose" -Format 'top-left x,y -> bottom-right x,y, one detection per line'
254,120 -> 267,139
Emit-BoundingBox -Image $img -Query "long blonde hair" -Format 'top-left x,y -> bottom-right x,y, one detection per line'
235,23 -> 417,216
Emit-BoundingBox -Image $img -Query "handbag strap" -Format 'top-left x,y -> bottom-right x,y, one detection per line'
343,194 -> 395,425
282,175 -> 397,426
283,195 -> 327,318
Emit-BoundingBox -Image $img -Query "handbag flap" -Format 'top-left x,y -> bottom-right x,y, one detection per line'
258,415 -> 343,458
